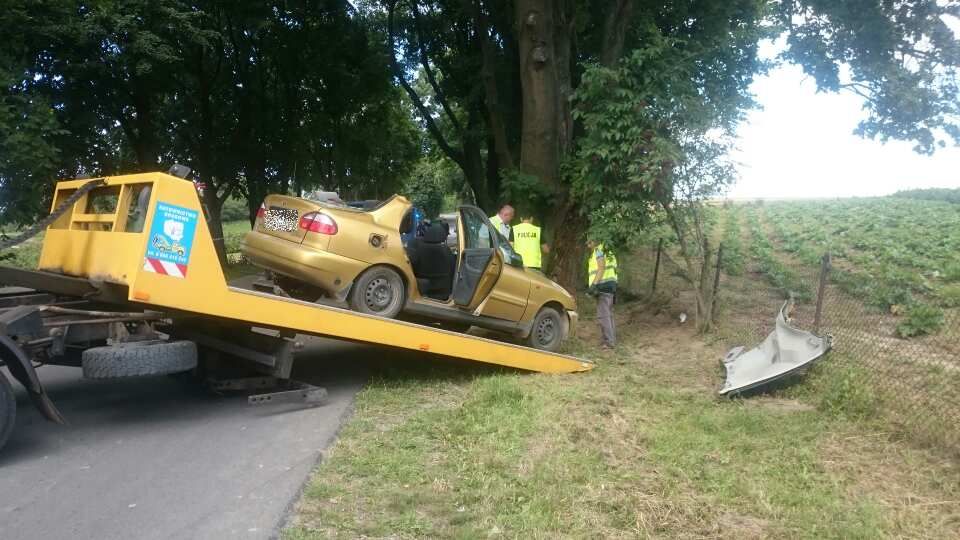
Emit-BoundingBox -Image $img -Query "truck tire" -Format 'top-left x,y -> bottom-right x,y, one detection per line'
82,340 -> 198,379
0,371 -> 15,451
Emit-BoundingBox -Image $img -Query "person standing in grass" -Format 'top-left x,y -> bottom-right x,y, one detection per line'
587,240 -> 618,349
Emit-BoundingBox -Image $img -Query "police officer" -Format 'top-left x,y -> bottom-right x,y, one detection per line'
586,240 -> 618,349
489,204 -> 514,245
512,217 -> 546,270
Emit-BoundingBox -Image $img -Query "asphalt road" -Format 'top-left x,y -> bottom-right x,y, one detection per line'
0,337 -> 370,540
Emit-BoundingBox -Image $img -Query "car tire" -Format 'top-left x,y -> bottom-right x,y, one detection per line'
526,306 -> 566,352
0,371 -> 16,452
82,340 -> 198,379
349,266 -> 406,319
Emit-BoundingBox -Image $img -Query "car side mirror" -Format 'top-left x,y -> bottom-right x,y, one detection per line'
510,252 -> 524,268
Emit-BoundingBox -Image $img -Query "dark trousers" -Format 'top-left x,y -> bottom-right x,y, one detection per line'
597,292 -> 616,347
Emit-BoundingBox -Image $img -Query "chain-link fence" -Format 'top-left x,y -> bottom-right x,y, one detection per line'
622,232 -> 959,455
816,255 -> 960,451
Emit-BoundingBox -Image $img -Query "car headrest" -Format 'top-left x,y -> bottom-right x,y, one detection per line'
423,222 -> 447,244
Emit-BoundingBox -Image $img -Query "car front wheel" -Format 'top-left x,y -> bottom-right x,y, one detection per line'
527,306 -> 566,352
349,266 -> 406,318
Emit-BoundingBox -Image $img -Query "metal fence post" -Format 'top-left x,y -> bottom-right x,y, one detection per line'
651,238 -> 663,294
813,252 -> 831,334
711,243 -> 724,321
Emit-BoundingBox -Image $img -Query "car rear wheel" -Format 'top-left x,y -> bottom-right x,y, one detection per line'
349,266 -> 405,319
527,306 -> 566,352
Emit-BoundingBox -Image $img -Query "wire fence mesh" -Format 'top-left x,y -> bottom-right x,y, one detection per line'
621,208 -> 959,455
816,259 -> 960,452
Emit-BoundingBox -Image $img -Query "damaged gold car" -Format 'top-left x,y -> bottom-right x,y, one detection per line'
240,194 -> 577,351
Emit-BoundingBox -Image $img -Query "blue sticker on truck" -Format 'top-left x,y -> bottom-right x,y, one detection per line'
143,202 -> 199,278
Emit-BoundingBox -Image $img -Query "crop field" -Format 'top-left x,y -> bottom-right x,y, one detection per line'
712,196 -> 960,338
763,198 -> 960,316
711,195 -> 960,451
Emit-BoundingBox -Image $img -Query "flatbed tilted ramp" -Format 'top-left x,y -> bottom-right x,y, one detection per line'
28,172 -> 592,374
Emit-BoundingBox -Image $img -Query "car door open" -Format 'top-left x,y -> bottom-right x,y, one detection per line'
453,207 -> 503,309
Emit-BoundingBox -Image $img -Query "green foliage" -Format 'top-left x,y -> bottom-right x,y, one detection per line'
0,21 -> 68,225
0,0 -> 422,225
720,207 -> 746,276
937,284 -> 960,309
943,262 -> 960,283
761,198 -> 960,310
220,197 -> 249,223
893,188 -> 960,204
896,303 -> 945,339
777,1 -> 960,154
815,361 -> 879,420
401,157 -> 457,219
0,234 -> 42,270
499,169 -> 554,219
745,208 -> 814,303
0,91 -> 64,224
222,220 -> 252,254
567,20 -> 763,258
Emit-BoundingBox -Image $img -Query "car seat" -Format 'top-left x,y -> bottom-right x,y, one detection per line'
406,222 -> 455,300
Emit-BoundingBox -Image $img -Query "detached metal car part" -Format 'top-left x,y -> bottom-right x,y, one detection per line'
719,301 -> 832,395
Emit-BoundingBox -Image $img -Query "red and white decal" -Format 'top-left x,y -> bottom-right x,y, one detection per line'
143,257 -> 188,278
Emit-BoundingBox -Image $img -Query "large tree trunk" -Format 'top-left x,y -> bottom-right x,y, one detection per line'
201,188 -> 228,268
515,0 -> 587,290
515,0 -> 562,193
544,198 -> 587,292
601,0 -> 634,67
462,108 -> 494,212
534,0 -> 635,292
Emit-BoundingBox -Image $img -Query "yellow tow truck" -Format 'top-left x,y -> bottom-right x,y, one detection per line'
0,171 -> 592,451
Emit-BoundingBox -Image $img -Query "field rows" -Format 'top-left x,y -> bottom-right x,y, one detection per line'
751,199 -> 959,339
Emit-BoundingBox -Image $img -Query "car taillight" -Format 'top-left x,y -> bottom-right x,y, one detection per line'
299,212 -> 337,235
256,202 -> 265,219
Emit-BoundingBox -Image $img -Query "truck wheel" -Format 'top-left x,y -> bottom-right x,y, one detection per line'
82,340 -> 198,379
527,307 -> 566,352
349,266 -> 405,318
0,371 -> 15,451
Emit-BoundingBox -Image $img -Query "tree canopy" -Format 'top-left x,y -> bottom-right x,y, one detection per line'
2,0 -> 958,289
383,0 -> 960,286
0,0 -> 420,229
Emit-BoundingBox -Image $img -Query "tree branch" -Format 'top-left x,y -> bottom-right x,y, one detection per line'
387,0 -> 465,167
600,0 -> 634,67
474,0 -> 515,170
406,0 -> 465,136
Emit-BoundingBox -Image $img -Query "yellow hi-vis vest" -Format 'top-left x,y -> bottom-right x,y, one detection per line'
587,244 -> 618,285
513,222 -> 542,268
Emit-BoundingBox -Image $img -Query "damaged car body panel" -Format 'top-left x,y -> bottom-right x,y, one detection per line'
720,301 -> 832,396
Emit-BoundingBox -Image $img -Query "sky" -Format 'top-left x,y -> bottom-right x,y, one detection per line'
730,37 -> 960,199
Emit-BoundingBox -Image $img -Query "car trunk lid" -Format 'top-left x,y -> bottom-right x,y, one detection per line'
256,195 -> 318,244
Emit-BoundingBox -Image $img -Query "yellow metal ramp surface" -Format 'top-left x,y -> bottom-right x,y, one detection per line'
37,173 -> 593,374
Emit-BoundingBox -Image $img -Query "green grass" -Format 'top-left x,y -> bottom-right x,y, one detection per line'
222,219 -> 251,254
744,208 -> 814,303
649,398 -> 885,539
285,310 -> 960,539
0,235 -> 43,269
